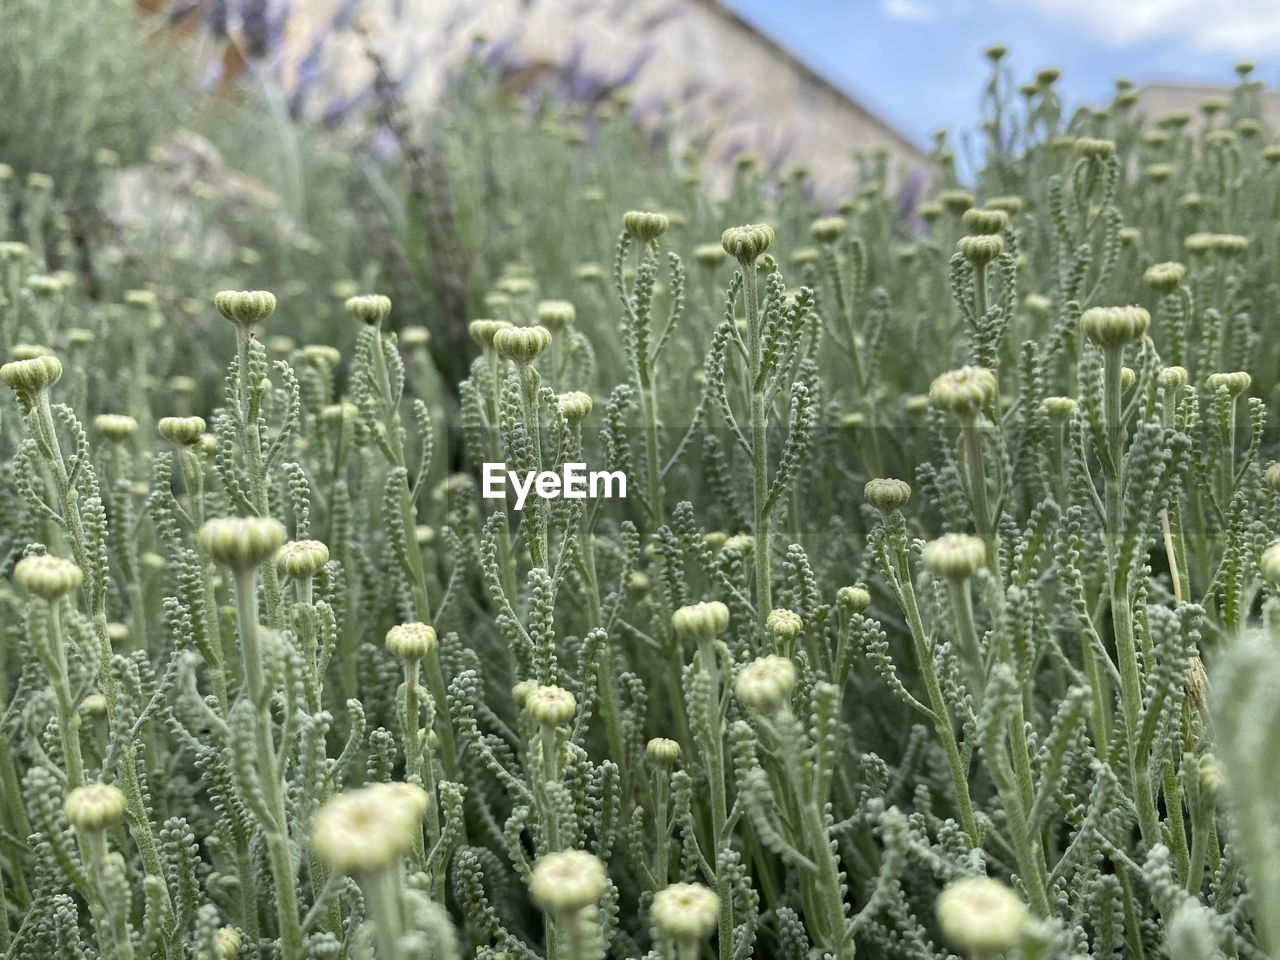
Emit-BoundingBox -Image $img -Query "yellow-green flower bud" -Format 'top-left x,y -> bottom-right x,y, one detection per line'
400,326 -> 430,351
557,391 -> 593,423
2,354 -> 62,400
529,850 -> 608,914
385,622 -> 437,660
1262,542 -> 1280,584
64,783 -> 127,832
957,234 -> 1004,265
1075,137 -> 1117,160
213,927 -> 241,959
929,366 -> 997,419
276,539 -> 329,579
652,882 -> 720,941
158,416 -> 207,447
623,211 -> 669,244
919,202 -> 943,223
671,601 -> 729,641
1265,463 -> 1280,492
344,294 -> 392,326
214,290 -> 276,329
107,622 -> 129,646
734,655 -> 797,713
938,189 -> 975,214
922,533 -> 986,580
27,274 -> 63,299
82,693 -> 109,718
837,585 -> 871,613
693,244 -> 728,269
1211,233 -> 1249,256
94,414 -> 138,442
1121,367 -> 1137,392
724,535 -> 753,555
1035,66 -> 1061,86
14,555 -> 83,601
720,223 -> 774,262
1143,261 -> 1187,295
1144,163 -> 1175,183
1206,371 -> 1250,395
1118,227 -> 1140,246
864,477 -> 911,513
766,608 -> 803,643
536,300 -> 576,330
66,328 -> 95,348
198,517 -> 288,570
1079,305 -> 1150,348
986,195 -> 1024,215
936,877 -> 1027,954
810,216 -> 846,243
961,208 -> 1009,235
469,319 -> 512,349
493,325 -> 552,364
1157,367 -> 1188,391
302,345 -> 341,367
646,737 -> 682,764
525,684 -> 577,726
1040,396 -> 1078,421
311,783 -> 423,876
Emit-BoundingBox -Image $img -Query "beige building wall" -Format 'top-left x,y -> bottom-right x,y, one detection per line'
1136,82 -> 1280,131
280,0 -> 925,201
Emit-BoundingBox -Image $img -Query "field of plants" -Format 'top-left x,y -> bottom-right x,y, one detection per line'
3,4 -> 1280,959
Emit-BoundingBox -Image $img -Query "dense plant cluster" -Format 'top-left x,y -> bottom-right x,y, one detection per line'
5,39 -> 1280,960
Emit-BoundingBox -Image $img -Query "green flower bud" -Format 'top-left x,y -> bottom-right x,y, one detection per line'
94,414 -> 138,442
385,622 -> 437,660
1144,163 -> 1175,183
276,539 -> 330,579
469,319 -> 512,349
312,783 -> 424,875
864,477 -> 912,513
300,345 -> 340,368
512,679 -> 539,707
400,326 -> 431,351
267,336 -> 295,355
986,195 -> 1024,215
961,208 -> 1009,235
214,290 -> 276,329
734,655 -> 797,713
652,882 -> 720,942
1025,296 -> 1054,320
1118,226 -> 1140,246
918,202 -> 943,223
671,601 -> 729,641
766,608 -> 803,642
344,294 -> 392,326
198,517 -> 288,570
957,234 -> 1004,265
1206,371 -> 1251,395
557,391 -> 593,423
0,241 -> 31,264
1211,233 -> 1248,256
124,289 -> 158,311
1079,305 -> 1150,348
1265,463 -> 1280,492
213,927 -> 241,959
82,693 -> 109,718
623,210 -> 670,243
693,244 -> 728,269
1035,66 -> 1061,86
1121,367 -> 1137,392
2,354 -> 62,401
936,877 -> 1027,954
65,328 -> 95,348
64,783 -> 127,832
1040,396 -> 1078,421
1261,542 -> 1280,584
529,850 -> 608,914
929,366 -> 997,419
723,534 -> 753,555
107,622 -> 129,646
169,375 -> 197,395
921,533 -> 986,580
1075,137 -> 1117,159
14,554 -> 83,601
984,43 -> 1007,61
1143,261 -> 1187,295
938,189 -> 975,215
536,299 -> 576,330
157,416 -> 207,447
837,585 -> 871,613
27,274 -> 64,299
791,246 -> 821,266
720,223 -> 774,262
810,216 -> 846,243
415,525 -> 435,546
646,738 -> 682,764
1184,232 -> 1214,254
12,344 -> 53,361
493,325 -> 552,364
525,684 -> 577,726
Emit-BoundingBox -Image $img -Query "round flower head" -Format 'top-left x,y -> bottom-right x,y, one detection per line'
1079,305 -> 1150,349
385,622 -> 437,660
525,684 -> 577,726
124,289 -> 158,311
671,600 -> 730,641
646,737 -> 682,764
810,216 -> 847,243
198,517 -> 288,571
302,345 -> 342,367
919,202 -> 943,223
213,927 -> 241,959
724,534 -> 753,555
1143,261 -> 1187,295
512,679 -> 539,708
1144,163 -> 1175,183
929,366 -> 997,419
652,882 -> 720,941
986,195 -> 1024,215
493,325 -> 552,364
1075,137 -> 1116,160
957,234 -> 1004,265
693,243 -> 728,269
791,247 -> 821,266
0,241 -> 31,263
344,294 -> 392,326
529,850 -> 608,914
1184,232 -> 1215,255
837,584 -> 871,614
938,189 -> 975,214
766,608 -> 803,643
81,693 -> 109,718
311,783 -> 422,876
64,783 -> 127,832
27,274 -> 64,299
2,355 -> 62,403
94,414 -> 138,442
1266,463 -> 1280,492
1117,227 -> 1141,247
1035,66 -> 1061,86
14,555 -> 83,601
12,344 -> 54,361
720,223 -> 774,262
1263,542 -> 1280,585
558,391 -> 593,423
1211,233 -> 1249,257
214,290 -> 276,329
66,328 -> 95,348
1206,371 -> 1251,396
961,208 -> 1009,235
922,534 -> 986,580
735,655 -> 797,713
865,477 -> 912,513
624,210 -> 670,244
469,319 -> 512,349
537,300 -> 576,330
276,539 -> 330,579
1157,366 -> 1188,391
158,416 -> 207,446
936,877 -> 1028,954
400,326 -> 430,351
1040,396 -> 1078,421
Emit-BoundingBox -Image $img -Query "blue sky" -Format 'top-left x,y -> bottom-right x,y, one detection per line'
720,0 -> 1279,148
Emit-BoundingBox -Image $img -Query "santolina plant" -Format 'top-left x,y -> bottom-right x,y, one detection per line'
4,46 -> 1280,960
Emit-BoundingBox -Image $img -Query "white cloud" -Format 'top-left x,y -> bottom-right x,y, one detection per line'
882,0 -> 941,21
1018,0 -> 1280,55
